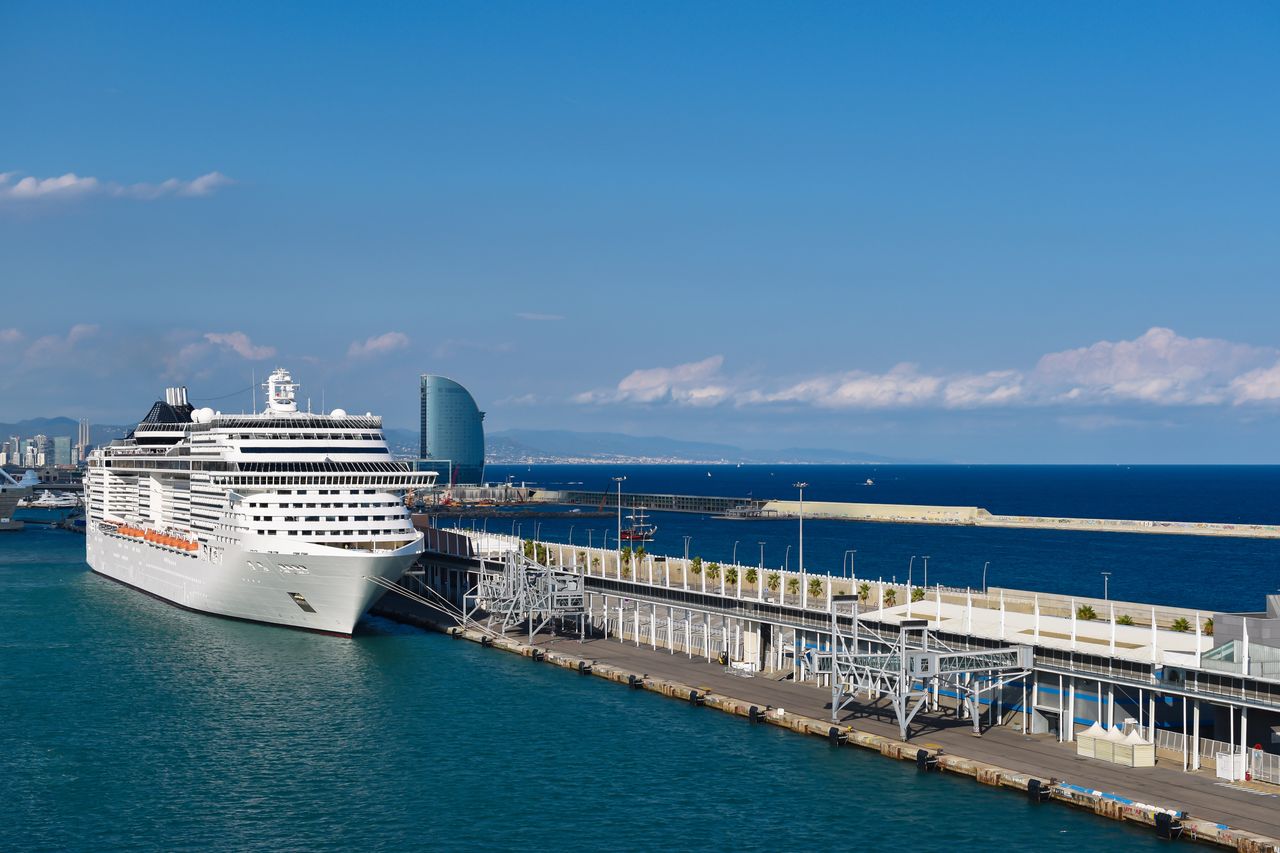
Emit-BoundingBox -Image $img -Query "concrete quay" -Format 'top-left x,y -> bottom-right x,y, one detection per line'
394,524 -> 1280,847
374,590 -> 1280,851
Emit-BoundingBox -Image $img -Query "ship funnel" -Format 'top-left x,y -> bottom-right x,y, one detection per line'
164,387 -> 188,406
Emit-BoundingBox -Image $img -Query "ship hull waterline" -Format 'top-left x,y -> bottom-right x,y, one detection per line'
86,527 -> 422,636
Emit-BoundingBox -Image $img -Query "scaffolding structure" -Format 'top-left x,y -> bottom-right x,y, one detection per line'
468,549 -> 586,643
824,595 -> 1033,740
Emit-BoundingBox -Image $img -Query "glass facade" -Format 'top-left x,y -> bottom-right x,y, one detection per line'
419,375 -> 485,484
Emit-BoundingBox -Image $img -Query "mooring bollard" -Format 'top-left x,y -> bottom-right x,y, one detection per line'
1027,779 -> 1051,802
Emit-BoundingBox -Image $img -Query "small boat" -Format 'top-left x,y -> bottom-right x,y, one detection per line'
863,479 -> 874,486
620,506 -> 657,542
21,490 -> 81,509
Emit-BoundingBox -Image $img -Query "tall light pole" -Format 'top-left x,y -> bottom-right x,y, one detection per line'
794,482 -> 808,571
683,535 -> 692,561
844,549 -> 857,579
568,524 -> 575,546
907,555 -> 916,594
784,544 -> 791,571
1101,571 -> 1111,600
612,476 -> 626,563
732,540 -> 740,565
922,555 -> 931,590
982,561 -> 990,593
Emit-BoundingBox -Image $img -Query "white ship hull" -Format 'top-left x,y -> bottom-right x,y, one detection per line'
86,527 -> 422,636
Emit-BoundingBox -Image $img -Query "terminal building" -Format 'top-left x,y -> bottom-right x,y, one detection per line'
419,374 -> 485,485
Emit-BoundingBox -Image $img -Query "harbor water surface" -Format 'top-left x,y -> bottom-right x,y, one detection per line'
4,527 -> 1171,852
8,464 -> 1279,850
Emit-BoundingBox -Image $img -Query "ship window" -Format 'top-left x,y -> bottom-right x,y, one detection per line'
288,592 -> 317,613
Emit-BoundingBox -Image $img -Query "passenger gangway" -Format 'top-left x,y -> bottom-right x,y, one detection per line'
820,596 -> 1033,740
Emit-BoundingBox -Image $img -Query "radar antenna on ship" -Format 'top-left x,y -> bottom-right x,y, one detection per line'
263,367 -> 299,414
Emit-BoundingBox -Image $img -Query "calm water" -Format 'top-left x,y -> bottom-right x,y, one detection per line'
2,527 -> 1170,851
485,464 -> 1280,613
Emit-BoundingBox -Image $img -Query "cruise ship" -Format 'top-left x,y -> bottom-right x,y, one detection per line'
85,368 -> 437,635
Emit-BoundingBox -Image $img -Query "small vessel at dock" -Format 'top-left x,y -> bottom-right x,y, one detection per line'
620,506 -> 657,542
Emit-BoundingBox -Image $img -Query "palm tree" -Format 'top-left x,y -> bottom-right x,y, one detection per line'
745,567 -> 758,588
807,577 -> 823,599
883,588 -> 897,606
635,546 -> 646,561
858,581 -> 871,602
725,566 -> 739,586
786,577 -> 800,596
767,572 -> 781,592
535,543 -> 547,564
621,545 -> 633,565
1204,617 -> 1214,636
1077,604 -> 1097,621
1171,617 -> 1191,633
591,556 -> 600,571
523,539 -> 534,559
690,556 -> 703,575
707,562 -> 721,581
911,587 -> 925,603
1116,614 -> 1134,626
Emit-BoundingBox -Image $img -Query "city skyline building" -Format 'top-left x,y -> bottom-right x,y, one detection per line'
77,418 -> 90,462
419,374 -> 485,485
53,436 -> 71,467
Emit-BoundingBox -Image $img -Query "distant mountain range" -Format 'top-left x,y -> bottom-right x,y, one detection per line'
480,429 -> 926,464
4,419 -> 924,465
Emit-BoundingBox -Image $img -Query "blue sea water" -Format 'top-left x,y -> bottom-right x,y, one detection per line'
6,466 -> 1279,849
485,464 -> 1280,613
2,527 -> 1171,851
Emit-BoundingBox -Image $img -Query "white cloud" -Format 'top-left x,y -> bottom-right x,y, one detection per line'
0,170 -> 233,202
0,328 -> 23,345
23,324 -> 99,362
1229,364 -> 1280,404
1,172 -> 100,200
577,355 -> 731,406
204,332 -> 276,360
348,331 -> 410,359
516,312 -> 565,321
1032,327 -> 1272,405
574,328 -> 1280,412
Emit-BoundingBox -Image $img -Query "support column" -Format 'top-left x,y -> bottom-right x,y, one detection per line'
1192,700 -> 1201,771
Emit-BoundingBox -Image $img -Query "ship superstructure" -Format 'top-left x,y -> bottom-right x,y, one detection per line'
84,368 -> 437,635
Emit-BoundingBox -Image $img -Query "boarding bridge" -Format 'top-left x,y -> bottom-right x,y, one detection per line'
819,596 -> 1033,740
468,549 -> 586,643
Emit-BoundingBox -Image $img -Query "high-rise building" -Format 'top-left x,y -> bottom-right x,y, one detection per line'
77,418 -> 90,461
419,374 -> 485,485
53,436 -> 72,466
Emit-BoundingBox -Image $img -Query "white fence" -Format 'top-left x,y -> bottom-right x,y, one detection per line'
1152,729 -> 1280,784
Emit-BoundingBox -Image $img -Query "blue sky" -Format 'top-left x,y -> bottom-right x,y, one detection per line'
2,2 -> 1278,462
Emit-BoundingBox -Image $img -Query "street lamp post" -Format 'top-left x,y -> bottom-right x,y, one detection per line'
784,544 -> 791,572
907,555 -> 916,597
843,549 -> 857,579
982,561 -> 990,593
568,524 -> 575,546
683,535 -> 692,561
612,476 -> 626,565
794,482 -> 808,607
732,540 -> 740,565
922,555 -> 930,590
1101,571 -> 1112,600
